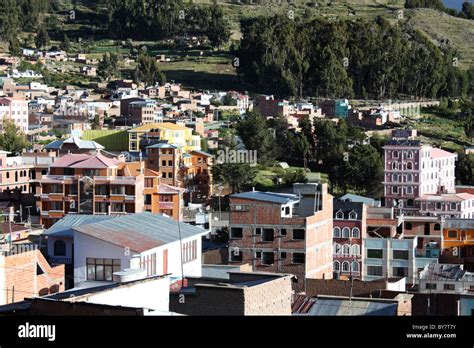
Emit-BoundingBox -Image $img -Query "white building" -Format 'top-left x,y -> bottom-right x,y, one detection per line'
49,213 -> 207,287
363,236 -> 438,284
418,263 -> 474,294
0,97 -> 29,132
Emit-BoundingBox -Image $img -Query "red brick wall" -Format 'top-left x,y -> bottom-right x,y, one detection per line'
3,250 -> 65,304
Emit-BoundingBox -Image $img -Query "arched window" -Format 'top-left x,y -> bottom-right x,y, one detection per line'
342,227 -> 350,238
352,261 -> 360,273
333,227 -> 341,238
348,211 -> 357,220
406,186 -> 413,195
392,162 -> 398,170
335,210 -> 344,220
393,151 -> 399,159
407,174 -> 413,182
392,174 -> 398,182
406,162 -> 413,170
392,186 -> 398,194
333,243 -> 341,255
351,244 -> 360,256
333,261 -> 340,273
343,244 -> 350,256
54,240 -> 66,256
15,171 -> 18,181
436,202 -> 442,210
407,151 -> 414,159
342,261 -> 350,272
352,227 -> 360,238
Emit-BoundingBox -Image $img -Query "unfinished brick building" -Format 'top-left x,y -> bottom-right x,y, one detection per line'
228,183 -> 333,291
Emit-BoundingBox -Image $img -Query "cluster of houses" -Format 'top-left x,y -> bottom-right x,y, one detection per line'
0,48 -> 472,316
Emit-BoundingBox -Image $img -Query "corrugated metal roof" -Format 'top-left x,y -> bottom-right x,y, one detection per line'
231,191 -> 299,204
72,212 -> 207,252
44,214 -> 118,237
307,297 -> 397,316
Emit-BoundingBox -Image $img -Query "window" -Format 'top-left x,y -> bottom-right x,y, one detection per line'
352,227 -> 360,238
255,228 -> 261,235
450,203 -> 457,210
230,227 -> 243,239
229,249 -> 243,262
406,162 -> 413,170
342,261 -> 350,272
405,222 -> 413,230
367,249 -> 383,258
162,160 -> 166,166
406,186 -> 413,195
392,186 -> 398,194
262,252 -> 274,265
392,267 -> 408,277
53,240 -> 66,256
333,243 -> 341,255
407,199 -> 414,207
292,253 -> 305,264
351,244 -> 360,256
448,230 -> 457,238
436,202 -> 442,210
351,261 -> 360,273
182,240 -> 197,263
255,251 -> 262,258
292,229 -> 305,240
342,227 -> 350,238
407,174 -> 413,182
348,211 -> 357,220
393,151 -> 399,159
335,210 -> 343,219
333,227 -> 341,238
443,284 -> 455,291
392,162 -> 398,170
280,252 -> 287,259
425,283 -> 437,290
231,204 -> 250,212
262,228 -> 274,242
393,250 -> 409,260
280,228 -> 287,236
333,261 -> 340,272
343,244 -> 350,256
87,258 -> 121,281
434,223 -> 440,231
367,266 -> 383,276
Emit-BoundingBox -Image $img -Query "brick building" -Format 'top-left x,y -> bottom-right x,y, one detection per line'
228,183 -> 333,291
0,249 -> 65,305
332,200 -> 367,280
170,272 -> 293,315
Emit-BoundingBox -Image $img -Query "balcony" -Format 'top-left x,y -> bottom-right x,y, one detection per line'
95,176 -> 137,185
158,202 -> 174,210
49,256 -> 72,265
41,175 -> 76,183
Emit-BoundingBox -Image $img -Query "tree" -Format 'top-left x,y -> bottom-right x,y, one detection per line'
0,0 -> 20,42
456,153 -> 474,185
91,115 -> 101,130
98,52 -> 119,81
0,119 -> 30,154
60,34 -> 71,52
212,162 -> 257,193
134,54 -> 166,86
236,111 -> 277,164
8,37 -> 21,56
35,25 -> 50,49
206,1 -> 231,49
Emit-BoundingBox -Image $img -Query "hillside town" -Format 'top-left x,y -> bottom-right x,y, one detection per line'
0,0 -> 473,332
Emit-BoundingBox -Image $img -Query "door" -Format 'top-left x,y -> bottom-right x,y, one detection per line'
163,249 -> 168,275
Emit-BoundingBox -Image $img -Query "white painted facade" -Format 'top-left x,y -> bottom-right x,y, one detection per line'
74,231 -> 204,286
81,276 -> 170,312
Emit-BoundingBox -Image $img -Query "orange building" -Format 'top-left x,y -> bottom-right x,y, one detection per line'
442,218 -> 474,272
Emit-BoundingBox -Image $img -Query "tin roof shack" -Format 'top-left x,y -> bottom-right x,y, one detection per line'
170,272 -> 293,315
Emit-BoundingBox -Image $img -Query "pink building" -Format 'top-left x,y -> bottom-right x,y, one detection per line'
0,151 -> 31,193
0,97 -> 29,133
383,130 -> 474,218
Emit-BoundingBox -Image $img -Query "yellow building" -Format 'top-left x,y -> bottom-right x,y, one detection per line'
443,218 -> 474,249
128,122 -> 201,153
